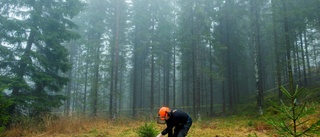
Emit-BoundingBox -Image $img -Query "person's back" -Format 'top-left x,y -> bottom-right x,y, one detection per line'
165,109 -> 189,127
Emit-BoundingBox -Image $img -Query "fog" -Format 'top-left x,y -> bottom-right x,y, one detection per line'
1,0 -> 320,120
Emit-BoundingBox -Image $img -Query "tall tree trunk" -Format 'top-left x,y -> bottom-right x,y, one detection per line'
110,0 -> 120,119
225,0 -> 234,112
173,26 -> 176,108
222,80 -> 226,116
10,30 -> 35,115
181,70 -> 185,107
312,42 -> 318,74
150,49 -> 155,110
271,0 -> 282,100
150,17 -> 155,111
110,42 -> 115,118
165,58 -> 170,106
294,40 -> 301,85
191,0 -> 200,117
256,0 -> 264,115
282,0 -> 294,93
163,66 -> 167,106
209,41 -> 214,115
172,1 -> 178,109
132,48 -> 138,116
65,72 -> 72,116
218,16 -> 226,116
303,30 -> 311,84
158,67 -> 161,106
293,40 -> 299,79
91,43 -> 100,117
140,57 -> 144,108
65,43 -> 76,116
250,0 -> 263,114
83,57 -> 89,114
299,31 -> 307,86
114,0 -> 120,119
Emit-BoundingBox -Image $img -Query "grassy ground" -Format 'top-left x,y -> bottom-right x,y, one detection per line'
2,115 -> 277,137
3,87 -> 320,137
3,106 -> 320,137
3,108 -> 320,137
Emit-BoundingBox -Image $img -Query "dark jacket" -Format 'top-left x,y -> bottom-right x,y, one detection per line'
161,109 -> 191,137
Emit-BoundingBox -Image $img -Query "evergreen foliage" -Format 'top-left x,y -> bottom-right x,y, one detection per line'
0,0 -> 84,117
0,92 -> 11,133
266,85 -> 320,136
2,0 -> 320,122
136,122 -> 159,137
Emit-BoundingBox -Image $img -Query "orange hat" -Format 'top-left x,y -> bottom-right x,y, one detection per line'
158,107 -> 170,120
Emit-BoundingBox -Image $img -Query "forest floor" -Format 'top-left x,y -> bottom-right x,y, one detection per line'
3,108 -> 320,137
3,86 -> 320,137
4,115 -> 273,137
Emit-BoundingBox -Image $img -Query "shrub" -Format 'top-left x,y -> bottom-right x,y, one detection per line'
266,85 -> 320,137
0,93 -> 11,134
136,122 -> 159,137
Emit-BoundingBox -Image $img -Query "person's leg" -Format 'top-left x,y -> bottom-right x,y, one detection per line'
173,126 -> 182,137
177,117 -> 192,137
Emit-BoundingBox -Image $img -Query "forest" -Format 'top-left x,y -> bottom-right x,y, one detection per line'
1,0 -> 320,136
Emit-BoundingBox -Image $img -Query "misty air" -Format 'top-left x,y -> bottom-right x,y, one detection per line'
0,0 -> 319,136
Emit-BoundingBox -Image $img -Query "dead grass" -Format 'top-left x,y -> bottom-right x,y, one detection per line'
188,117 -> 275,137
3,115 -> 277,137
3,107 -> 320,137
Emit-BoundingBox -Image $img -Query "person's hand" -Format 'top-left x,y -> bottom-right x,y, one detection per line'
156,133 -> 164,137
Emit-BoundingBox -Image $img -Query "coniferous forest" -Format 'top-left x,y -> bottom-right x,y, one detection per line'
1,0 -> 320,136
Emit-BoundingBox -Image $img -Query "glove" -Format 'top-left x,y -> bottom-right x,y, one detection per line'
156,133 -> 164,137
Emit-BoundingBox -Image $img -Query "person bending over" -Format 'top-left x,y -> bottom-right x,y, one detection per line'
157,107 -> 192,137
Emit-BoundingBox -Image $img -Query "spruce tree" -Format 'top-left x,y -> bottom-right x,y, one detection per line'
0,0 -> 84,116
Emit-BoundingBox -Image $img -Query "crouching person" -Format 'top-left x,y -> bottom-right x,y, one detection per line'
156,107 -> 192,137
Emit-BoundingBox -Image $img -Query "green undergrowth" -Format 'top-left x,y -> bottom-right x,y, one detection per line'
136,122 -> 159,137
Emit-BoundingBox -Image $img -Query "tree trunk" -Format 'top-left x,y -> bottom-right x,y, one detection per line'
282,0 -> 294,93
172,47 -> 176,108
292,40 -> 299,80
250,0 -> 263,114
299,31 -> 307,86
225,0 -> 234,112
222,80 -> 226,116
83,56 -> 89,114
181,70 -> 185,108
150,17 -> 155,111
110,0 -> 120,119
65,43 -> 76,116
150,50 -> 155,110
191,0 -> 200,117
173,25 -> 176,108
10,30 -> 35,115
209,41 -> 214,115
165,58 -> 170,106
271,0 -> 282,100
303,30 -> 311,84
91,43 -> 100,117
132,48 -> 138,116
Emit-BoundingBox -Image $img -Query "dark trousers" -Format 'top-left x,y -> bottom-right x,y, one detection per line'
173,116 -> 192,137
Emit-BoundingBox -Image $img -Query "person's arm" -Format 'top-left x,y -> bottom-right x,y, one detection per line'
161,123 -> 173,136
156,133 -> 164,137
